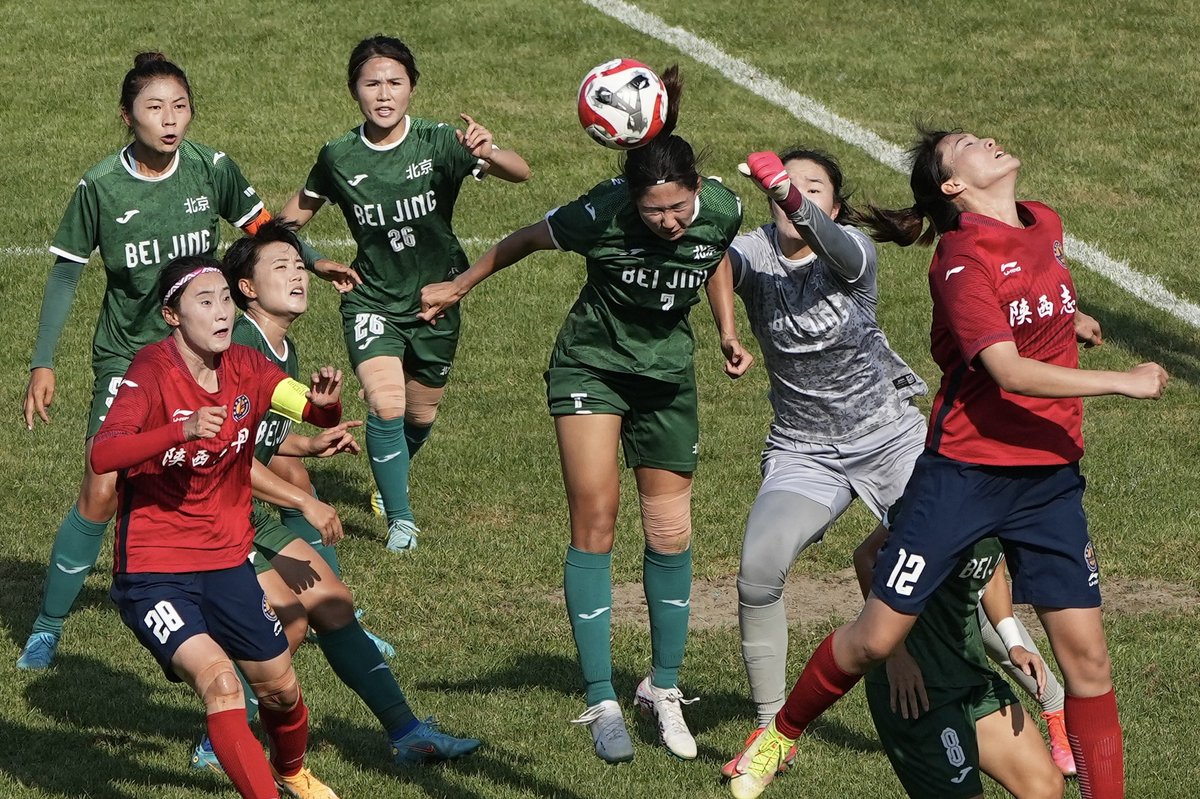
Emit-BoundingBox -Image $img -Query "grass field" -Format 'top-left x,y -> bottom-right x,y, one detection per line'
2,1 -> 1198,796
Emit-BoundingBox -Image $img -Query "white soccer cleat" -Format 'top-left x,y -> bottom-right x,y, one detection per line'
634,675 -> 699,759
570,699 -> 634,764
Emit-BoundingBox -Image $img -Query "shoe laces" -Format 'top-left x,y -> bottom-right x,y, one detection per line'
571,703 -> 625,741
651,687 -> 698,736
745,731 -> 787,777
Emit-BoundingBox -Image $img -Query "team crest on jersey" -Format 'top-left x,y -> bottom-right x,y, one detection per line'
232,394 -> 251,422
1053,240 -> 1068,268
262,595 -> 278,622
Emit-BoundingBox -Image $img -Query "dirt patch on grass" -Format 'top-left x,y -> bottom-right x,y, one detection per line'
593,570 -> 1200,631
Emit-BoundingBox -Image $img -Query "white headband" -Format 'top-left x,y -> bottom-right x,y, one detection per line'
163,266 -> 222,305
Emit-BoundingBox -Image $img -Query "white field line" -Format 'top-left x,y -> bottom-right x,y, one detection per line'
582,0 -> 1200,330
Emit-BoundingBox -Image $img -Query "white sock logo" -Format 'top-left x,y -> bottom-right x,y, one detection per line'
577,607 -> 610,620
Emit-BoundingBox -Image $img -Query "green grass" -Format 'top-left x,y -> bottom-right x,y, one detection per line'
1,1 -> 1198,796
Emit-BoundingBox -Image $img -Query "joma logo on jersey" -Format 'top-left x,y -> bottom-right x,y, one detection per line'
693,244 -> 719,260
124,229 -> 213,269
115,209 -> 140,224
352,190 -> 437,228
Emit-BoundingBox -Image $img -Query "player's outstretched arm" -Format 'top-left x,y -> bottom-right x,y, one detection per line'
251,459 -> 343,545
977,341 -> 1167,399
419,220 -> 555,322
457,114 -> 531,183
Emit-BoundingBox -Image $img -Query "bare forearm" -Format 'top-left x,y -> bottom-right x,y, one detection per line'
482,147 -> 532,183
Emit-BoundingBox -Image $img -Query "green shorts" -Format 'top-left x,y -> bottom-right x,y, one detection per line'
341,305 -> 460,387
249,501 -> 299,575
87,360 -> 132,439
866,675 -> 1019,799
544,364 -> 698,472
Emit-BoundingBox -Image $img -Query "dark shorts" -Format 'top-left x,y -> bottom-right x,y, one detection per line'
250,501 -> 299,575
87,360 -> 132,439
873,450 -> 1099,614
544,365 -> 698,472
110,562 -> 287,681
866,675 -> 1019,799
341,305 -> 460,386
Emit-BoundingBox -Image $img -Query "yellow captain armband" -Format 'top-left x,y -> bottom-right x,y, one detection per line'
270,378 -> 309,423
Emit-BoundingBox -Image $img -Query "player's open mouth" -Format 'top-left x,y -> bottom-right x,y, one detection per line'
376,107 -> 394,117
213,327 -> 229,337
161,135 -> 178,145
994,150 -> 1006,159
290,288 -> 305,297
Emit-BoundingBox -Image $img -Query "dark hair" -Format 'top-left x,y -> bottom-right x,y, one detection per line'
159,255 -> 226,310
858,125 -> 958,247
120,52 -> 192,122
223,220 -> 305,310
621,66 -> 702,199
348,35 -> 419,90
778,147 -> 858,224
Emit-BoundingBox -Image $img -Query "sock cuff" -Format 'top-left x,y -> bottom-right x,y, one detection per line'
366,413 -> 407,433
1065,688 -> 1118,716
644,546 -> 691,566
67,505 -> 108,536
315,619 -> 362,646
566,545 -> 612,569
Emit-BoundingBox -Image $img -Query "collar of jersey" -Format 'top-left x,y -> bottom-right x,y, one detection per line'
688,194 -> 701,225
771,226 -> 817,268
243,314 -> 290,362
120,144 -> 181,182
359,116 -> 411,152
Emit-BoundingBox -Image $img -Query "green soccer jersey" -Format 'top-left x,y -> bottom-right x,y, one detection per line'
302,118 -> 482,321
867,538 -> 1006,690
232,315 -> 299,465
545,177 -> 742,383
50,141 -> 264,366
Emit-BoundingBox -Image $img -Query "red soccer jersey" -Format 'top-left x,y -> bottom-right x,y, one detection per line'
96,337 -> 287,573
926,201 -> 1083,466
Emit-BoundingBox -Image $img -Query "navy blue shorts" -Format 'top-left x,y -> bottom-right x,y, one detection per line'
873,450 -> 1099,614
111,561 -> 287,682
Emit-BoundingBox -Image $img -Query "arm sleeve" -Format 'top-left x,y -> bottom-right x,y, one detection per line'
784,199 -> 877,286
214,153 -> 266,230
91,356 -> 187,472
931,254 -> 1014,364
30,260 -> 85,369
545,189 -> 606,255
297,237 -> 327,271
302,149 -> 333,201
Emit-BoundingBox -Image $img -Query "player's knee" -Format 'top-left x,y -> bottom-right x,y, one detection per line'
366,383 -> 406,419
639,486 -> 692,554
404,382 -> 444,427
251,667 -> 300,712
736,575 -> 784,608
77,480 -> 118,522
196,662 -> 244,713
304,581 -> 355,633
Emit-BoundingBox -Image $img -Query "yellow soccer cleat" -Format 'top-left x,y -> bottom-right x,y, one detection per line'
727,720 -> 797,799
272,765 -> 340,799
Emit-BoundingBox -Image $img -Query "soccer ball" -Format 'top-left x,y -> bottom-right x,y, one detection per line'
577,58 -> 669,150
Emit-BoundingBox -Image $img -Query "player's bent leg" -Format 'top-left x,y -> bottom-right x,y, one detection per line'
1038,606 -> 1122,798
975,703 -> 1065,799
270,538 -> 354,633
403,379 -> 444,459
19,450 -> 117,669
738,491 -> 833,727
174,635 -> 278,798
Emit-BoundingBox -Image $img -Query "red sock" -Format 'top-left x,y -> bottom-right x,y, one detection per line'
775,633 -> 861,739
1066,690 -> 1125,799
206,708 -> 279,799
260,693 -> 309,777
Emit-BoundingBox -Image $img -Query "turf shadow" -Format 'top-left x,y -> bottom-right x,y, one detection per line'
0,556 -> 110,648
1082,297 -> 1200,387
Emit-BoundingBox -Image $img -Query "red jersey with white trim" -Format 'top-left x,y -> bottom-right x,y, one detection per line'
926,201 -> 1083,466
97,337 -> 287,573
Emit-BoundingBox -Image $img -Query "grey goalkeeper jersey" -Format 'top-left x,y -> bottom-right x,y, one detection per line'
730,206 -> 926,444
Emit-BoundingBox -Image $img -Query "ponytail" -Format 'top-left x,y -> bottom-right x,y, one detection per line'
859,124 -> 958,247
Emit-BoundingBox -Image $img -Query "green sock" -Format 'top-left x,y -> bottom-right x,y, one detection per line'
366,414 -> 414,524
278,506 -> 341,578
33,506 -> 109,636
404,421 -> 433,459
564,546 -> 615,705
236,664 -> 260,725
643,547 -> 692,689
316,620 -> 417,736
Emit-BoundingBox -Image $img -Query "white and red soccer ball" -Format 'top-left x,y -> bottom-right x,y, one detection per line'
577,58 -> 669,150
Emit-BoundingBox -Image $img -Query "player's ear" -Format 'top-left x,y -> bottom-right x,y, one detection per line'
162,305 -> 180,328
238,277 -> 257,303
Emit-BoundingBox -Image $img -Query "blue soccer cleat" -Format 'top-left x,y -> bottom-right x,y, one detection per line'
385,519 -> 419,553
390,717 -> 482,765
16,632 -> 60,670
354,608 -> 396,659
190,734 -> 224,773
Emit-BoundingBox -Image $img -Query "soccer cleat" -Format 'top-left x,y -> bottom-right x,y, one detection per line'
727,719 -> 797,799
189,734 -> 224,773
634,676 -> 699,759
385,519 -> 419,553
354,608 -> 396,659
272,765 -> 340,799
721,725 -> 797,779
390,716 -> 482,765
1042,709 -> 1077,777
571,700 -> 634,764
16,631 -> 60,670
370,489 -> 386,518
